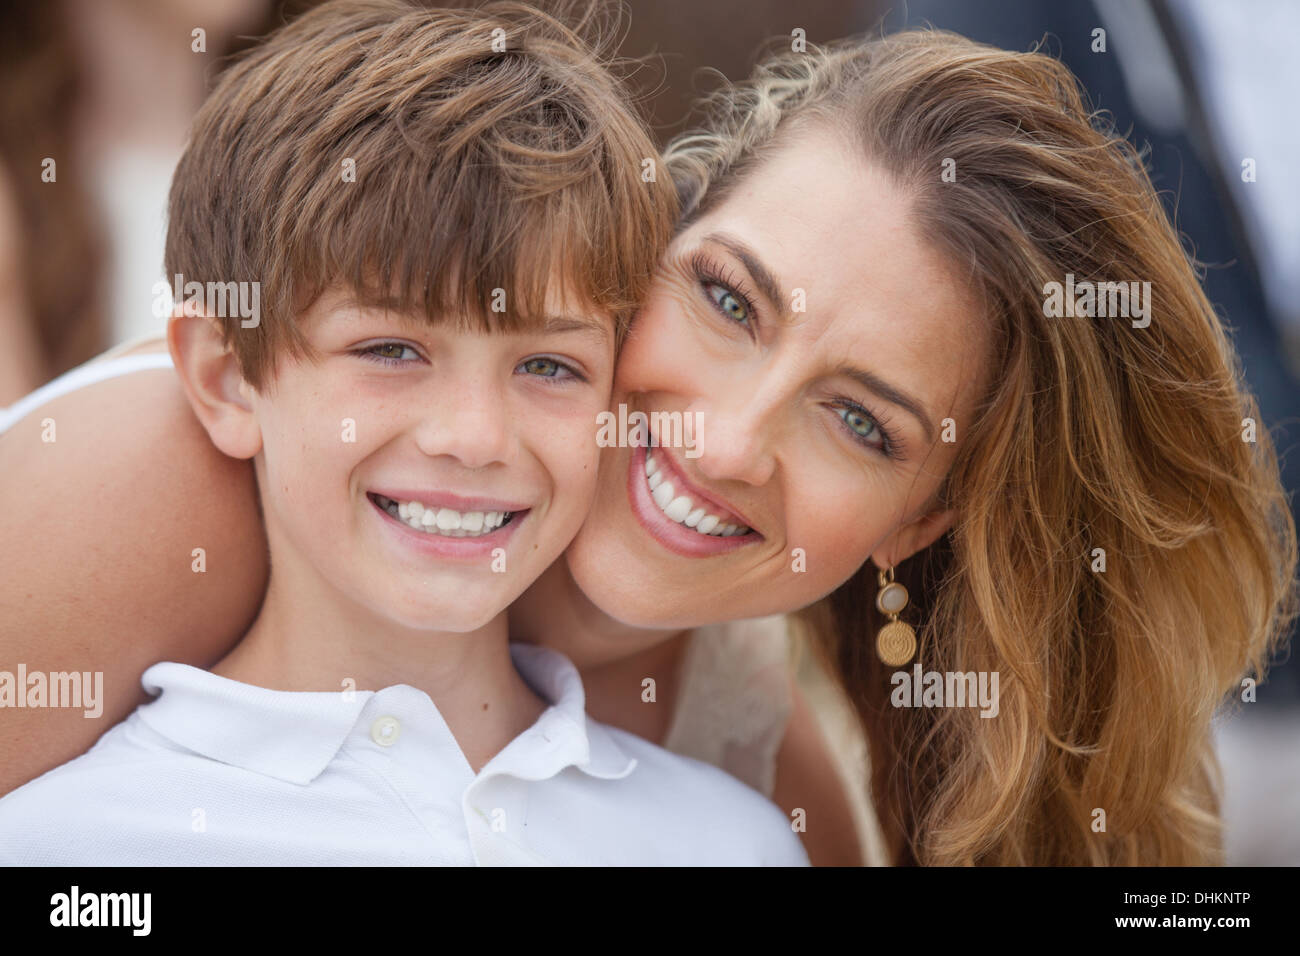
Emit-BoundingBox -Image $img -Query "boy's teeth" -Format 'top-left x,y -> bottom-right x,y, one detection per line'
642,451 -> 749,538
373,495 -> 510,538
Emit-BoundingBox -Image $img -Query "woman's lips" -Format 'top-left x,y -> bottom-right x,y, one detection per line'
625,443 -> 761,558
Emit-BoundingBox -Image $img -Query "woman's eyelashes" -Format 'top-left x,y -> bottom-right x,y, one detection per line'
682,254 -> 907,462
353,341 -> 585,383
689,251 -> 759,335
831,400 -> 904,460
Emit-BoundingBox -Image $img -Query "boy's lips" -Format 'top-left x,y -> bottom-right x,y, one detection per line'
366,487 -> 531,559
368,488 -> 531,514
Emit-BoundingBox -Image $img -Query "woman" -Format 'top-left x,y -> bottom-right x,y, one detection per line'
2,28 -> 1294,866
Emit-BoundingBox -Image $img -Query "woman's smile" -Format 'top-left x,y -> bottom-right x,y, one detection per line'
627,442 -> 762,557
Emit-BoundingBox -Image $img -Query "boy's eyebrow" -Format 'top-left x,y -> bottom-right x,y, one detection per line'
539,315 -> 612,341
322,298 -> 610,341
703,231 -> 788,319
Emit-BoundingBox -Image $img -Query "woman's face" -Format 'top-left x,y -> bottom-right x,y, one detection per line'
564,128 -> 992,633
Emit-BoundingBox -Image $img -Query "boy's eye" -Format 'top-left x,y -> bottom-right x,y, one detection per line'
358,341 -> 420,364
517,356 -> 578,381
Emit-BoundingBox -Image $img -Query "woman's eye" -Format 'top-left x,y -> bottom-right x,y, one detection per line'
830,402 -> 902,460
837,404 -> 879,442
704,282 -> 751,326
517,357 -> 576,381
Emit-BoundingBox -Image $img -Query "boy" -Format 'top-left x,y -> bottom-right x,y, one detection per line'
0,0 -> 808,866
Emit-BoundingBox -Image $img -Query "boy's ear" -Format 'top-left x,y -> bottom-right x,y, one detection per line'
167,309 -> 261,460
870,506 -> 956,573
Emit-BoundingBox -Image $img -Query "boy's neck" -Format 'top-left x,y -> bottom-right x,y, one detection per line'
510,558 -> 692,744
211,568 -> 548,775
510,558 -> 687,669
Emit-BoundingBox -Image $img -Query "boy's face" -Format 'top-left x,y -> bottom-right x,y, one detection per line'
245,285 -> 614,633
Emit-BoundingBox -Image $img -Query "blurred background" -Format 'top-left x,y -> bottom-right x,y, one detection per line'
2,0 -> 1295,863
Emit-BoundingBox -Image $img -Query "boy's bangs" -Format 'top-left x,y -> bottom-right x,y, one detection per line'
324,188 -> 609,336
166,0 -> 678,386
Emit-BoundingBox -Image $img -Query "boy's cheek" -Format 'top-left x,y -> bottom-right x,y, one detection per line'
253,406 -> 367,506
534,418 -> 602,510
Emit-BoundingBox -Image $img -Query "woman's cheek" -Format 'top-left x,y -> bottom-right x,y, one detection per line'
618,282 -> 713,389
787,506 -> 882,595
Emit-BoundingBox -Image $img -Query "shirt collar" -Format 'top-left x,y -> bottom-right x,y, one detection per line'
135,643 -> 636,786
487,643 -> 638,784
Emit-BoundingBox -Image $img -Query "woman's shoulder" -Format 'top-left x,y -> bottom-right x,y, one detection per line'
0,335 -> 171,436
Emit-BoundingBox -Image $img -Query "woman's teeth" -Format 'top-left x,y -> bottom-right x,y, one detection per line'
372,494 -> 511,537
644,450 -> 750,537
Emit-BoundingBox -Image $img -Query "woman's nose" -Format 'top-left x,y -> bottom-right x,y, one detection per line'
690,394 -> 779,488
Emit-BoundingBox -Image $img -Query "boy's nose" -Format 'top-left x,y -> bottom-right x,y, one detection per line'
411,377 -> 512,470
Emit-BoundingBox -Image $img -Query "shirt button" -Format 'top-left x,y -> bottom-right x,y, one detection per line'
370,716 -> 402,747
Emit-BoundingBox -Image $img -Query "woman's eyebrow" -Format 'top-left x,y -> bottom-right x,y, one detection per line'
836,363 -> 937,445
702,232 -> 939,443
703,231 -> 788,316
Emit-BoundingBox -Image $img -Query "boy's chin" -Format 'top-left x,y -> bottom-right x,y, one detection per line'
388,604 -> 505,635
378,582 -> 519,635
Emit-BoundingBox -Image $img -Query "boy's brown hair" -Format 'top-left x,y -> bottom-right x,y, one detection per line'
165,0 -> 675,387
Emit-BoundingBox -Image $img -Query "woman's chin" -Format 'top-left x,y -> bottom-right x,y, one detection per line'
566,522 -> 702,629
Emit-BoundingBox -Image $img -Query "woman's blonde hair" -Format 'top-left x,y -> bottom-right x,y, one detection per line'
665,29 -> 1299,864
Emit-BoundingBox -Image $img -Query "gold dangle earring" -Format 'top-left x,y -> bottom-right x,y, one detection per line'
875,565 -> 916,667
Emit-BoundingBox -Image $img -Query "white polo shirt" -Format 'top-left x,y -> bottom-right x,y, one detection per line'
0,643 -> 808,866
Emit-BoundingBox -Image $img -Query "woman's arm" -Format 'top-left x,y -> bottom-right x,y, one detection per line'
0,159 -> 44,404
0,365 -> 267,795
771,681 -> 866,866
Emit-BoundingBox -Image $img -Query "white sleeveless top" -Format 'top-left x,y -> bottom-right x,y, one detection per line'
2,344 -> 884,863
0,334 -> 174,436
663,614 -> 793,797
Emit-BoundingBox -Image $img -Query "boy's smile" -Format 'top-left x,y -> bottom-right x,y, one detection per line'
366,489 -> 528,558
